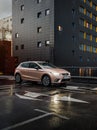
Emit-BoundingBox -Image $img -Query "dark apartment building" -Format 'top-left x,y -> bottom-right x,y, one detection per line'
12,0 -> 97,76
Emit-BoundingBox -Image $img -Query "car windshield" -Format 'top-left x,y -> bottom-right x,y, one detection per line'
38,62 -> 56,69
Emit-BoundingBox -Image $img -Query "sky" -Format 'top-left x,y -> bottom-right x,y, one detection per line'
0,0 -> 12,19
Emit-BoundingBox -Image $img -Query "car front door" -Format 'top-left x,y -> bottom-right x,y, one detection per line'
28,62 -> 42,81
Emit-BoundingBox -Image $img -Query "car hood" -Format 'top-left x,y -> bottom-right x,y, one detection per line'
43,68 -> 69,74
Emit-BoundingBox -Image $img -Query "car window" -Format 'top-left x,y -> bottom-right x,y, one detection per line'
39,62 -> 56,69
21,62 -> 29,68
29,63 -> 41,69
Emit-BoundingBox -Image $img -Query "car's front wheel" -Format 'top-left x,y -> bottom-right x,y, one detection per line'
15,73 -> 22,83
42,75 -> 51,87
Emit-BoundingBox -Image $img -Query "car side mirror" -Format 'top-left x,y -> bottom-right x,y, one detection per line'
35,66 -> 39,70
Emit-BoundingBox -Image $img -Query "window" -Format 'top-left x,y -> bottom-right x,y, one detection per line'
86,10 -> 91,17
92,36 -> 96,42
21,44 -> 24,49
72,22 -> 76,29
79,6 -> 84,14
72,9 -> 75,15
15,45 -> 19,50
93,3 -> 96,10
79,31 -> 84,38
79,18 -> 84,26
79,56 -> 83,62
37,0 -> 42,3
92,25 -> 96,31
87,57 -> 90,62
92,47 -> 96,53
45,40 -> 50,46
86,45 -> 90,52
45,9 -> 50,16
21,18 -> 24,24
21,5 -> 24,11
21,63 -> 29,68
58,25 -> 63,31
86,0 -> 91,6
37,27 -> 42,33
15,33 -> 19,38
93,14 -> 96,21
37,12 -> 42,18
79,44 -> 84,51
29,63 -> 40,69
37,41 -> 42,47
86,33 -> 90,40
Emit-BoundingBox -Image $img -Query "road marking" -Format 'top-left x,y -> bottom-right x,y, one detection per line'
65,86 -> 79,90
57,96 -> 89,103
2,108 -> 69,130
91,87 -> 97,91
15,93 -> 43,101
2,113 -> 53,130
34,109 -> 69,120
24,91 -> 49,97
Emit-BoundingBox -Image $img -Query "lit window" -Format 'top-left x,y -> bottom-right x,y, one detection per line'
37,41 -> 42,47
45,40 -> 50,46
45,9 -> 50,16
37,27 -> 42,33
58,25 -> 63,31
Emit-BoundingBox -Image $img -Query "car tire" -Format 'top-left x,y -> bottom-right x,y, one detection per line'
15,73 -> 22,83
42,75 -> 51,87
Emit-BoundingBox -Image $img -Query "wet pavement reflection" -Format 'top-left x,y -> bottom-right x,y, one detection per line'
0,78 -> 97,130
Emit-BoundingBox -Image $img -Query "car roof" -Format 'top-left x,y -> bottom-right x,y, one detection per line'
20,61 -> 46,64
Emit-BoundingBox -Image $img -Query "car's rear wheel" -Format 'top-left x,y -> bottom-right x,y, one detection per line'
15,73 -> 22,83
42,75 -> 51,87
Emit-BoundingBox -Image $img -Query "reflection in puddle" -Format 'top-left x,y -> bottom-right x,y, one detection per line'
0,85 -> 15,96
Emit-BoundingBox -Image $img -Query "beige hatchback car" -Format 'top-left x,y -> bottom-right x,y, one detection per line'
14,61 -> 71,87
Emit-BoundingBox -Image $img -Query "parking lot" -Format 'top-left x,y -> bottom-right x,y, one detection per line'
0,77 -> 97,130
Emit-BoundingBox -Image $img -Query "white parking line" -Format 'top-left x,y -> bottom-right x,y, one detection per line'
57,96 -> 89,103
34,109 -> 69,120
2,109 -> 69,130
2,113 -> 52,130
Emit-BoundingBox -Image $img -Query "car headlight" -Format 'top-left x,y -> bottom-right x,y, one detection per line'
52,72 -> 60,76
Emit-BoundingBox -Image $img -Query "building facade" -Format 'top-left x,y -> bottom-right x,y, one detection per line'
0,16 -> 12,41
12,0 -> 97,70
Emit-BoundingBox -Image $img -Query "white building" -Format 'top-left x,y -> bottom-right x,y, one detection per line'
0,16 -> 12,41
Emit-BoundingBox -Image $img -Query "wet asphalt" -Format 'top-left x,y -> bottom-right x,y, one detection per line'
0,76 -> 97,130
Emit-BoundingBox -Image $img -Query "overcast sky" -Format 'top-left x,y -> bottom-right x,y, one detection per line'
0,0 -> 12,19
